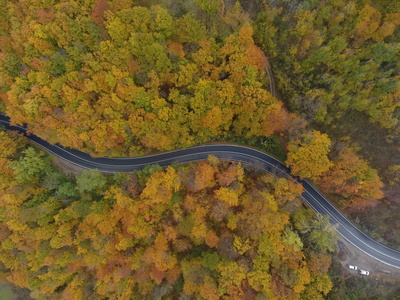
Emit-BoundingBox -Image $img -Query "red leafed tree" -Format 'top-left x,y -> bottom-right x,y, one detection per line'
91,0 -> 110,26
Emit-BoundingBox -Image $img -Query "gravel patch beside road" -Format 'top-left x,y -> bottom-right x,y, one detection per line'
336,236 -> 400,277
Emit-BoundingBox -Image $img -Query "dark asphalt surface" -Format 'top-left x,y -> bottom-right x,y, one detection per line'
2,113 -> 400,269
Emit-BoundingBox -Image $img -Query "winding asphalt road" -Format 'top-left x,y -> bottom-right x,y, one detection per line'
1,113 -> 400,269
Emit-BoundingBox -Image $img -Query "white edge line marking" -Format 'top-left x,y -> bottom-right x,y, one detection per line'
2,117 -> 400,267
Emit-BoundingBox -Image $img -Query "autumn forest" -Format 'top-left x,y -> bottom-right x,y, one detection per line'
0,0 -> 399,299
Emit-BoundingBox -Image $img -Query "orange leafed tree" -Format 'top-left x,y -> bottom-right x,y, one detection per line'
319,148 -> 384,210
188,161 -> 216,191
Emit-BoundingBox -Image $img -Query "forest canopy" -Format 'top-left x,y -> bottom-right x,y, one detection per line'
0,0 -> 293,157
0,0 -> 386,211
0,0 -> 396,298
254,0 -> 400,129
0,130 -> 336,299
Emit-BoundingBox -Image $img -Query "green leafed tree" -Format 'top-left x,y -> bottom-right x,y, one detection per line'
76,169 -> 107,194
9,147 -> 51,184
293,208 -> 338,253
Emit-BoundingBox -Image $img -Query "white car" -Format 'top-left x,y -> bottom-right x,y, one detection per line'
358,269 -> 370,276
347,264 -> 357,270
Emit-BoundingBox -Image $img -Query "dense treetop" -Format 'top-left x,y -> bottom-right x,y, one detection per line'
0,0 -> 292,156
254,0 -> 400,129
0,0 -> 386,210
0,1 -> 395,298
0,131 -> 336,299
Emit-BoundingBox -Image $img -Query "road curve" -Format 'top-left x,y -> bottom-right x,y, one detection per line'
1,113 -> 400,269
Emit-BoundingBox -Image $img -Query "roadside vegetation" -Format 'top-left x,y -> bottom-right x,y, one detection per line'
0,0 -> 291,156
251,0 -> 400,297
0,130 -> 337,299
253,0 -> 400,244
0,0 -> 398,298
327,254 -> 400,300
254,0 -> 400,130
0,0 -> 385,211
